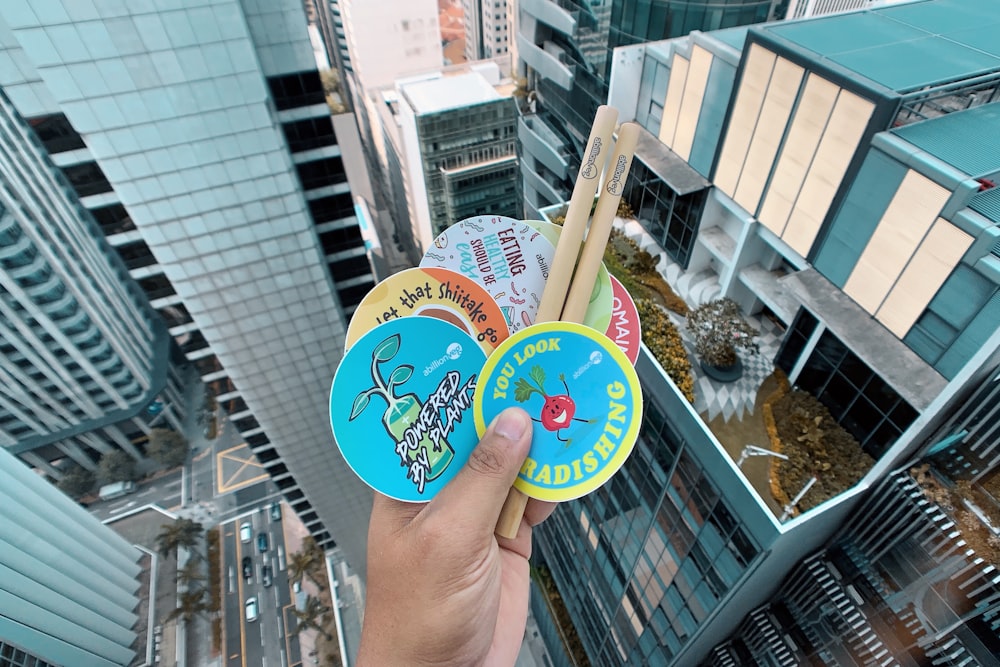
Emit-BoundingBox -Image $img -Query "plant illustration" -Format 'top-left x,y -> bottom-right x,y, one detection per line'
349,334 -> 453,493
514,365 -> 593,442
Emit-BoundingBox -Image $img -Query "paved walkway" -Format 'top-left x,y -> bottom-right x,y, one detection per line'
616,219 -> 783,423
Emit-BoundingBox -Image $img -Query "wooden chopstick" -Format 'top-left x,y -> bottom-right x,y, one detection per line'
493,106 -> 620,540
560,122 -> 640,324
533,106 -> 619,324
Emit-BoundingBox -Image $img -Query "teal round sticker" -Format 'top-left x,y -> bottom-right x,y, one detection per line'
330,317 -> 486,502
473,322 -> 642,502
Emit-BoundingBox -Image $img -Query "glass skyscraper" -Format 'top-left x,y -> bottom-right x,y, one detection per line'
0,0 -> 376,574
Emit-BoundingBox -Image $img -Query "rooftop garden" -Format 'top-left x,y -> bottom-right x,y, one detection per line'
555,201 -> 880,517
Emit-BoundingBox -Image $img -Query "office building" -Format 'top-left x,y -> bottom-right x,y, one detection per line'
464,0 -> 511,61
528,0 -> 1000,664
0,0 -> 376,574
515,0 -> 779,217
376,62 -> 519,250
0,447 -> 141,667
0,83 -> 186,481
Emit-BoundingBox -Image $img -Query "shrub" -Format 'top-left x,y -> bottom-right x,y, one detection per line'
770,389 -> 874,513
686,298 -> 758,367
635,299 -> 695,403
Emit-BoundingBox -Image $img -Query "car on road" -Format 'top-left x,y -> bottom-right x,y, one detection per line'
270,501 -> 281,521
262,565 -> 272,587
242,556 -> 252,582
245,597 -> 258,622
98,481 -> 136,500
257,532 -> 268,553
239,522 -> 252,543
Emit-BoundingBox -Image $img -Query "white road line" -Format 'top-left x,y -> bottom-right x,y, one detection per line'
228,566 -> 234,594
260,627 -> 266,646
277,614 -> 284,639
280,648 -> 286,667
274,586 -> 279,607
277,546 -> 285,571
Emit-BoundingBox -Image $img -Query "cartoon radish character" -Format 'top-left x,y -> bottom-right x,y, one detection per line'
514,365 -> 592,442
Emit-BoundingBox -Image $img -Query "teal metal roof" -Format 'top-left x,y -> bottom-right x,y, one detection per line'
712,27 -> 748,52
891,103 -> 1000,178
763,0 -> 1000,92
969,187 -> 1000,225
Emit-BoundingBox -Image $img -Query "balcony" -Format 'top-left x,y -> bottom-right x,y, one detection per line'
517,35 -> 574,90
521,0 -> 578,37
519,115 -> 570,181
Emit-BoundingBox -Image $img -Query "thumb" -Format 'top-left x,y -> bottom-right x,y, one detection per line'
429,407 -> 532,533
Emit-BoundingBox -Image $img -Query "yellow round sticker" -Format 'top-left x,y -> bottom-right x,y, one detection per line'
473,322 -> 642,502
345,267 -> 509,353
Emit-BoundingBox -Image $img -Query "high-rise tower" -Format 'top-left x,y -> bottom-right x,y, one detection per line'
0,0 -> 376,573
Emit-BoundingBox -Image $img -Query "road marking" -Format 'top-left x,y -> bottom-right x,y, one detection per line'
228,566 -> 234,594
236,532 -> 248,667
261,626 -> 266,646
280,648 -> 286,667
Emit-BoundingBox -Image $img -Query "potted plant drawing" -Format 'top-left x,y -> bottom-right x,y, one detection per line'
686,297 -> 759,383
349,333 -> 453,493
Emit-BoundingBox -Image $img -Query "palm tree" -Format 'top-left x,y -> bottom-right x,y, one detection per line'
166,588 -> 211,623
156,518 -> 203,559
289,536 -> 328,591
176,558 -> 205,587
293,595 -> 332,641
288,549 -> 325,592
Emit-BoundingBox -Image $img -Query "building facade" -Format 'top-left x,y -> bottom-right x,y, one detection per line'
385,63 -> 520,249
0,447 -> 141,667
530,1 -> 1000,664
0,84 -> 187,481
464,0 -> 512,61
0,0 -> 376,573
515,0 -> 779,218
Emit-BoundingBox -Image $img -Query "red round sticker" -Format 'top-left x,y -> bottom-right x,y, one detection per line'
604,275 -> 641,365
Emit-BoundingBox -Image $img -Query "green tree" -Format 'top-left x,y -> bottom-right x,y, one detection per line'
147,428 -> 189,467
288,536 -> 327,591
57,465 -> 95,498
176,558 -> 205,586
156,518 -> 204,560
686,297 -> 759,367
97,450 -> 139,485
293,595 -> 332,641
166,587 -> 211,623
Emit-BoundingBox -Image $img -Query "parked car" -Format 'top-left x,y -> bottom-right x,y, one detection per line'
244,597 -> 258,622
239,522 -> 252,543
98,481 -> 136,501
269,501 -> 281,521
257,532 -> 268,554
242,557 -> 252,581
262,565 -> 273,588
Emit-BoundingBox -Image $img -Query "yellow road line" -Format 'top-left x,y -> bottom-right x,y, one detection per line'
235,529 -> 247,667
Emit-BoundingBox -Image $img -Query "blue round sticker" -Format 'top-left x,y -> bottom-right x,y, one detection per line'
330,317 -> 486,502
473,322 -> 642,502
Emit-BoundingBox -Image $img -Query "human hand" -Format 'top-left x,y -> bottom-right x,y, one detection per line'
357,407 -> 556,667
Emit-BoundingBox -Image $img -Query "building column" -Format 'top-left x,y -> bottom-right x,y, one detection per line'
106,426 -> 145,461
19,451 -> 64,479
56,440 -> 97,471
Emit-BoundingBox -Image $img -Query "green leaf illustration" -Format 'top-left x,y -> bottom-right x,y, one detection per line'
530,365 -> 546,390
350,390 -> 372,420
514,377 -> 541,403
373,334 -> 400,362
388,365 -> 413,392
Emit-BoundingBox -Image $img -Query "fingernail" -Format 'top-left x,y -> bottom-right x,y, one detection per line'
494,408 -> 528,440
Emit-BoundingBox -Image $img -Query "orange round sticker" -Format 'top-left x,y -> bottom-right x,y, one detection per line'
345,267 -> 510,353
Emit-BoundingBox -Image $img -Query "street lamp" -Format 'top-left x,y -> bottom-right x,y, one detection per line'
736,444 -> 788,468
